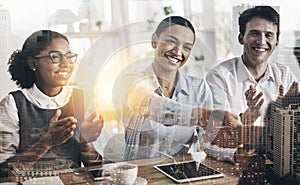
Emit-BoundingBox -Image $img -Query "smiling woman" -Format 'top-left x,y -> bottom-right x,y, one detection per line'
109,16 -> 240,163
0,30 -> 104,177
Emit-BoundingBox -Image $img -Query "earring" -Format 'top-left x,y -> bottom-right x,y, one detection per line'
151,41 -> 156,48
32,68 -> 36,71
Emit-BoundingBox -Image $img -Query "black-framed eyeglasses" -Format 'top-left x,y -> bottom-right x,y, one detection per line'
34,51 -> 78,64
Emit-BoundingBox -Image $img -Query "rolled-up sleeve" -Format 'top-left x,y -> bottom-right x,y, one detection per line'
0,95 -> 19,163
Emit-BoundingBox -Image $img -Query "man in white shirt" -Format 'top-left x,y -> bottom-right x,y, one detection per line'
206,6 -> 298,151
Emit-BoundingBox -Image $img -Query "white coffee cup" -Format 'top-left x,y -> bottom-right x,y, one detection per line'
102,162 -> 138,185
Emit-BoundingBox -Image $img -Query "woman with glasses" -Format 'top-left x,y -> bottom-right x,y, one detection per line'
0,30 -> 103,176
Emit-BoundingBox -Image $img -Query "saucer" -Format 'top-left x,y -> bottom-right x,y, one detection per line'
134,177 -> 147,185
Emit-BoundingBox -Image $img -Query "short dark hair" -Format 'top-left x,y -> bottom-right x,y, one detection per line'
238,6 -> 280,40
155,16 -> 195,42
8,30 -> 69,88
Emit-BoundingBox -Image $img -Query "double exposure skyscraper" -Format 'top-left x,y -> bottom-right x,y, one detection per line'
266,93 -> 300,178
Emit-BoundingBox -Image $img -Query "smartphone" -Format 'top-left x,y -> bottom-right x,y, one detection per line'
88,168 -> 106,181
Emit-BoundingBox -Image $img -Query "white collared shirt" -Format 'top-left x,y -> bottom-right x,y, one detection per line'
24,84 -> 72,109
206,56 -> 298,126
0,84 -> 73,163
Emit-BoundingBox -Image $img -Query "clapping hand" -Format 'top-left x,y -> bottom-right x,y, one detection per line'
223,111 -> 241,129
242,85 -> 264,124
277,81 -> 298,100
78,113 -> 104,143
43,109 -> 77,147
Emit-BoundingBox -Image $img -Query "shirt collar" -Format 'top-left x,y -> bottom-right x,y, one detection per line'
175,71 -> 189,95
237,56 -> 275,82
29,83 -> 70,108
262,62 -> 275,82
236,57 -> 253,82
144,65 -> 189,96
144,65 -> 161,90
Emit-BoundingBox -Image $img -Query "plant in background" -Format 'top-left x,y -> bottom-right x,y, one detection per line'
163,6 -> 174,15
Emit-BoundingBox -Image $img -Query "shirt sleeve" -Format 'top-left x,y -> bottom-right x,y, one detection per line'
201,79 -> 213,109
118,72 -> 195,126
206,69 -> 230,111
284,66 -> 299,91
0,94 -> 19,164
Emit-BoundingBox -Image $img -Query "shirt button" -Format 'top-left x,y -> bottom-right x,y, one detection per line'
49,101 -> 56,108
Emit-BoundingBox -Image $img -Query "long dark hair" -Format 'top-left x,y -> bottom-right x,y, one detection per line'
8,30 -> 69,88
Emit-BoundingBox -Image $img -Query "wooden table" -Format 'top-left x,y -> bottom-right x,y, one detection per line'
60,154 -> 240,184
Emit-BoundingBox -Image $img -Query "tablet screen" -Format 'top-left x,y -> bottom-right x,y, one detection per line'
154,160 -> 224,183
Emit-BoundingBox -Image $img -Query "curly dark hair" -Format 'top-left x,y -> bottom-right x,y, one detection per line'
155,16 -> 195,43
238,6 -> 280,40
8,30 -> 69,88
